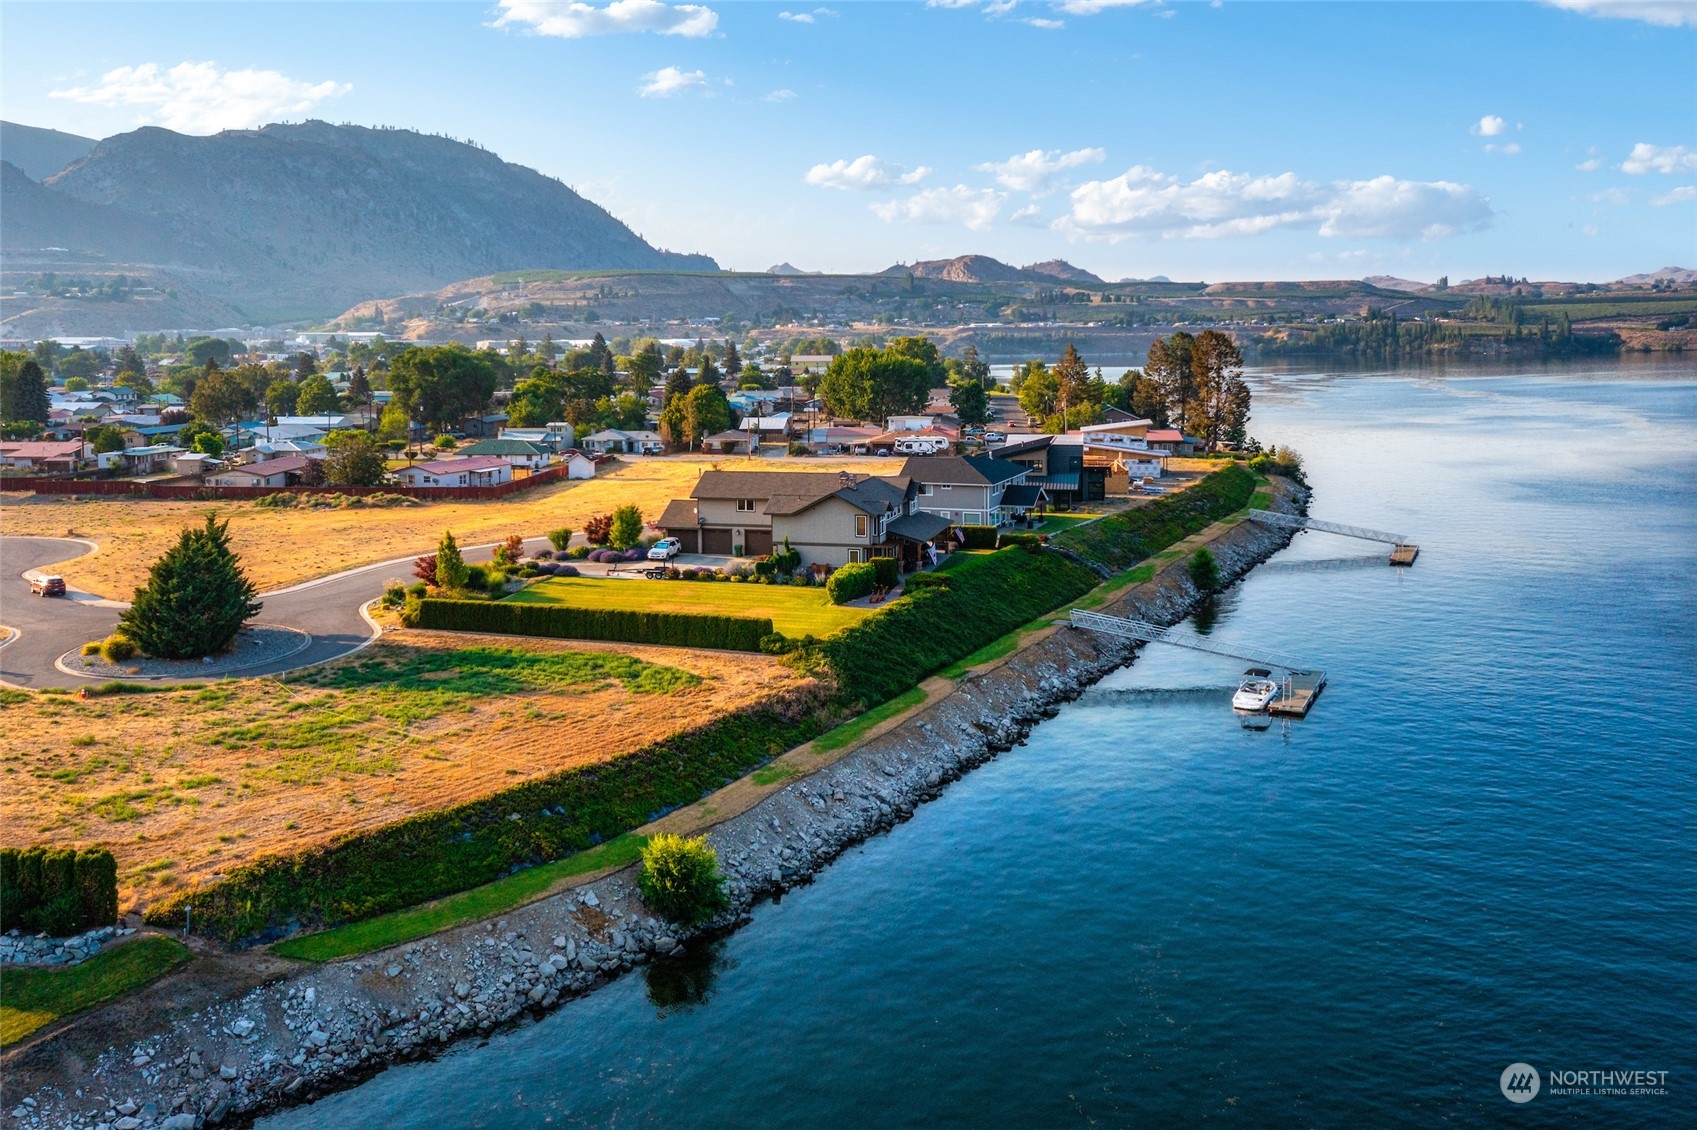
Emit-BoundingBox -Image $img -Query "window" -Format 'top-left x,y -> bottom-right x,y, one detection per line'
965,512 -> 982,525
854,514 -> 868,538
918,483 -> 933,496
737,499 -> 755,512
847,549 -> 861,564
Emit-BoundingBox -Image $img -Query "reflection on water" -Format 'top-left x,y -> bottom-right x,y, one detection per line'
642,937 -> 730,1016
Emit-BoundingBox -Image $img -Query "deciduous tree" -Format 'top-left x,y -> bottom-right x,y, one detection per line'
321,429 -> 388,486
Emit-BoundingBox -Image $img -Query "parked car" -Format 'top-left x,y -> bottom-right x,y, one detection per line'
30,574 -> 66,597
984,430 -> 1006,442
647,537 -> 682,561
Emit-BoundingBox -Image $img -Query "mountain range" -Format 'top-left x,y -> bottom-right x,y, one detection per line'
0,120 -> 717,327
881,254 -> 1105,285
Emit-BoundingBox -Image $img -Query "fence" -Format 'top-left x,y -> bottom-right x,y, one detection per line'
2,460 -> 578,502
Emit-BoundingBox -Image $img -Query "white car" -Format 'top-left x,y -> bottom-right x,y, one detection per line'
647,537 -> 682,561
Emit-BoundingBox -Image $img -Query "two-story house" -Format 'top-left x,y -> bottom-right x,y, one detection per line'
898,454 -> 1044,527
994,434 -> 1107,508
658,470 -> 953,567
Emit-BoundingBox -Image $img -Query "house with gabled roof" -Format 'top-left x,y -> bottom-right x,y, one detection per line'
899,454 -> 1043,526
456,437 -> 553,471
392,455 -> 512,488
658,468 -> 951,567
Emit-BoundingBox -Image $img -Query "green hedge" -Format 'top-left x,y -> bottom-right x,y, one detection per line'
959,525 -> 1000,549
0,846 -> 118,936
818,548 -> 1100,705
871,556 -> 900,589
997,532 -> 1043,550
417,598 -> 772,652
825,562 -> 876,604
1052,463 -> 1256,572
144,688 -> 831,942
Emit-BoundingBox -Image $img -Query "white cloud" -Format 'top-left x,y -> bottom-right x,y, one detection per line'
1473,114 -> 1507,137
1621,142 -> 1697,174
1589,187 -> 1629,204
779,10 -> 813,21
925,0 -> 981,7
1023,17 -> 1066,27
804,154 -> 930,190
1484,142 -> 1522,155
1541,1 -> 1696,27
871,185 -> 1007,231
975,146 -> 1105,193
1575,157 -> 1602,171
1009,203 -> 1046,226
1057,165 -> 1493,242
48,61 -> 349,134
638,66 -> 708,97
492,0 -> 718,39
1651,185 -> 1697,205
1056,0 -> 1152,11
765,88 -> 797,102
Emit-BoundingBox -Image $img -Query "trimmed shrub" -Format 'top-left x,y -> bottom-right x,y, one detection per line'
998,532 -> 1042,550
825,561 -> 876,604
416,599 -> 773,652
406,582 -> 428,598
546,527 -> 573,552
959,525 -> 1000,549
0,844 -> 118,935
567,546 -> 590,560
81,641 -> 102,657
555,565 -> 580,577
100,635 -> 137,662
871,556 -> 899,589
1188,547 -> 1221,592
144,687 -> 830,941
1052,463 -> 1256,573
117,516 -> 260,659
638,834 -> 727,925
902,571 -> 951,591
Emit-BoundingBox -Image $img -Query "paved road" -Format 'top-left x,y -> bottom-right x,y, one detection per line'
0,534 -> 557,689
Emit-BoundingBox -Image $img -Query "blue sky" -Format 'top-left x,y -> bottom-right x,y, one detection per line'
3,1 -> 1693,282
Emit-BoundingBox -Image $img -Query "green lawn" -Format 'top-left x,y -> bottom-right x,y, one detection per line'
270,834 -> 649,962
1031,512 -> 1104,535
506,576 -> 867,638
0,935 -> 190,1046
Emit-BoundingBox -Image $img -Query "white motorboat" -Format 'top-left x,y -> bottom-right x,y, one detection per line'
1231,668 -> 1279,712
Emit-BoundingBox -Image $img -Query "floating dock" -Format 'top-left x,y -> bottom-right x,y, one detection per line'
1389,544 -> 1420,566
1246,509 -> 1418,567
1267,671 -> 1326,718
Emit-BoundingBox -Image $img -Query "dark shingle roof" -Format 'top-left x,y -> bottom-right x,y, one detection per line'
658,498 -> 699,528
691,469 -> 853,502
899,454 -> 1029,487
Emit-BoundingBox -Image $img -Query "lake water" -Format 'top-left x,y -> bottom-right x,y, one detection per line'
263,360 -> 1697,1128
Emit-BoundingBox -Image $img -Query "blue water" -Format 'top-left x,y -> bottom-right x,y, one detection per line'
264,361 -> 1697,1128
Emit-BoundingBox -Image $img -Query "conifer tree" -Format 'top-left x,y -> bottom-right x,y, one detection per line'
435,530 -> 469,591
117,517 -> 261,659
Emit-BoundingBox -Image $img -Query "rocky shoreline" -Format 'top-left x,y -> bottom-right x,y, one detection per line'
5,484 -> 1304,1130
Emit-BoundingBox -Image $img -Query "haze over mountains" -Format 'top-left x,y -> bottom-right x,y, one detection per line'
0,120 -> 716,327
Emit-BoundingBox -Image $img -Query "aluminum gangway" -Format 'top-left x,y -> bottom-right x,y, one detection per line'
1246,508 -> 1409,547
1069,609 -> 1313,674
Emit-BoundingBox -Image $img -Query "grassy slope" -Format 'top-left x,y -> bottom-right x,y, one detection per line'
507,576 -> 866,637
271,834 -> 648,962
0,935 -> 190,1046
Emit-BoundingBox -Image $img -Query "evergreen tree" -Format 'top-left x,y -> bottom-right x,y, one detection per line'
609,505 -> 644,550
1145,332 -> 1197,434
347,365 -> 372,406
435,530 -> 469,591
723,339 -> 743,376
117,517 -> 262,659
961,344 -> 991,389
0,358 -> 51,424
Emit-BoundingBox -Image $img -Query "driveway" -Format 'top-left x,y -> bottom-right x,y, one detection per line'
0,534 -> 559,690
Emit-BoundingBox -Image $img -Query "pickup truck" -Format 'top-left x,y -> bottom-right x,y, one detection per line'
30,574 -> 66,596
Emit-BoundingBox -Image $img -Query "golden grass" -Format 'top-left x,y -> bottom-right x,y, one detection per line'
0,455 -> 905,599
0,631 -> 815,912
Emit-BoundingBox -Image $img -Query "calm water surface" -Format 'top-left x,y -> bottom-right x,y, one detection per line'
265,360 -> 1697,1128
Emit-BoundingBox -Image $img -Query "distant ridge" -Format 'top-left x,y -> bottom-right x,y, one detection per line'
767,262 -> 820,275
0,121 -> 99,182
1615,267 -> 1695,285
1363,275 -> 1431,293
2,120 -> 718,323
881,254 -> 1102,285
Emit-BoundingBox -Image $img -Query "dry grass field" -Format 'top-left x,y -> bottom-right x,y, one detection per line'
0,454 -> 905,599
0,631 -> 816,912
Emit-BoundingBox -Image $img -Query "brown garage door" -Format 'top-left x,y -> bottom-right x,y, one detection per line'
743,528 -> 773,556
702,527 -> 734,555
668,528 -> 699,554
